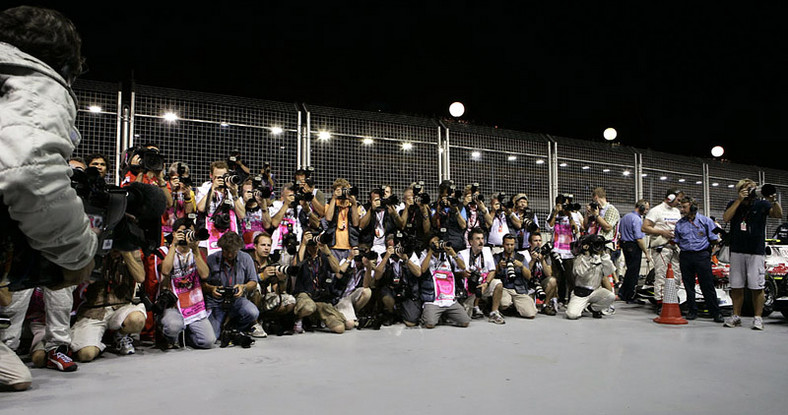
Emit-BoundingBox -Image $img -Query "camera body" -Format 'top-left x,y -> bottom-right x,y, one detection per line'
571,234 -> 610,256
556,193 -> 581,212
215,286 -> 237,308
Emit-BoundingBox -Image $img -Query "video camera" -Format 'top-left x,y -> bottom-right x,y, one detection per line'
571,234 -> 611,256
123,145 -> 164,174
0,166 -> 167,291
748,183 -> 776,199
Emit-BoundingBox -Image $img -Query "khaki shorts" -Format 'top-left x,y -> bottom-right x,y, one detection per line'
729,252 -> 765,289
70,303 -> 146,352
295,293 -> 346,329
0,341 -> 31,387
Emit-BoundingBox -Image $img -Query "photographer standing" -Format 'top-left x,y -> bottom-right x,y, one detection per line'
269,182 -> 306,257
204,233 -> 259,340
162,162 -> 196,237
460,185 -> 493,248
722,179 -> 782,330
0,6 -> 97,287
510,194 -> 540,251
196,161 -> 246,255
673,196 -> 723,322
487,194 -> 513,251
158,218 -> 215,349
431,180 -> 468,251
399,185 -> 432,247
585,187 -> 620,290
547,194 -> 583,305
240,178 -> 272,250
359,188 -> 403,254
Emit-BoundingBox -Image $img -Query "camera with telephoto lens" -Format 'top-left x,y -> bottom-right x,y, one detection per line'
505,258 -> 517,281
382,194 -> 400,207
227,150 -> 243,169
532,280 -> 546,301
556,193 -> 581,212
177,228 -> 210,245
432,240 -> 453,253
538,242 -> 564,272
175,162 -> 193,188
220,327 -> 254,348
354,249 -> 379,263
748,183 -> 776,199
293,186 -> 314,203
215,286 -> 237,308
221,173 -> 242,187
252,175 -> 273,199
521,207 -> 539,233
469,183 -> 485,203
496,193 -> 514,210
282,223 -> 299,255
338,186 -> 359,200
211,198 -> 235,231
152,289 -> 178,316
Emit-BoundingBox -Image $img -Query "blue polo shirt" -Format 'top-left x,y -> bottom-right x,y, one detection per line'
673,213 -> 719,252
619,211 -> 645,242
205,250 -> 257,308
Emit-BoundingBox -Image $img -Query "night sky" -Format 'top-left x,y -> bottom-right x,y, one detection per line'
14,2 -> 787,170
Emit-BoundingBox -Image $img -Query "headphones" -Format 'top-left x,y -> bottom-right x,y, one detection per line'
666,189 -> 682,203
636,200 -> 648,215
682,196 -> 698,214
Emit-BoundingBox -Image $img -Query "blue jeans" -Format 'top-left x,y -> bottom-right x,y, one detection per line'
207,297 -> 259,338
678,250 -> 719,316
160,308 -> 216,349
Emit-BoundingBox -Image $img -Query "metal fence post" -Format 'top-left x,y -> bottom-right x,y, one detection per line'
702,163 -> 710,215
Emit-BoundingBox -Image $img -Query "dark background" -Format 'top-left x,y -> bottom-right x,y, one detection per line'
12,2 -> 787,169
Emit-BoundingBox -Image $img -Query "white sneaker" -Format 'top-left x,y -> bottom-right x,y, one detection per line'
601,305 -> 616,316
293,319 -> 304,334
723,315 -> 742,328
250,323 -> 268,338
488,310 -> 505,325
114,333 -> 135,355
752,316 -> 764,331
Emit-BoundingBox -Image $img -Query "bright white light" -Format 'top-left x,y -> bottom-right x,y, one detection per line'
471,151 -> 482,159
603,128 -> 617,141
559,163 -> 568,167
508,156 -> 517,161
711,146 -> 724,158
642,174 -> 648,177
449,102 -> 465,117
712,182 -> 719,187
660,176 -> 668,181
271,127 -> 284,135
318,131 -> 331,140
696,181 -> 703,184
362,138 -> 374,146
220,122 -> 229,127
402,142 -> 413,151
728,184 -> 735,188
163,112 -> 178,122
582,166 -> 590,170
623,171 -> 631,176
535,159 -> 544,164
88,105 -> 102,113
679,179 -> 686,183
603,169 -> 611,173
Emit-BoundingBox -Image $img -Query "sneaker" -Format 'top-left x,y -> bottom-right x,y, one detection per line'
114,333 -> 135,355
723,315 -> 741,328
602,305 -> 616,316
293,319 -> 304,334
471,306 -> 485,319
752,316 -> 764,331
250,323 -> 268,338
541,304 -> 557,316
488,310 -> 506,325
47,345 -> 78,372
685,310 -> 698,320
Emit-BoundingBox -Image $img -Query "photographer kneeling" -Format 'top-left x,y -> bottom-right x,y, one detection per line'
204,233 -> 259,343
158,218 -> 215,349
565,235 -> 616,320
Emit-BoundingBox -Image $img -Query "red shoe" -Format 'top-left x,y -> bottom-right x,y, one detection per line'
47,345 -> 78,372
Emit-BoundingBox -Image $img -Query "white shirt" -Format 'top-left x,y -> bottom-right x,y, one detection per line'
645,201 -> 681,247
268,200 -> 303,251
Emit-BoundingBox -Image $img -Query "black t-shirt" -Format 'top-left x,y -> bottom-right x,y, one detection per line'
727,198 -> 772,255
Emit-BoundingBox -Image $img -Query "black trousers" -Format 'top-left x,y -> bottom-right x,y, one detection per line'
619,241 -> 642,301
678,250 -> 720,316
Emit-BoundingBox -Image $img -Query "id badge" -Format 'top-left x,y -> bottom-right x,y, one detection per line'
375,228 -> 383,238
740,221 -> 747,231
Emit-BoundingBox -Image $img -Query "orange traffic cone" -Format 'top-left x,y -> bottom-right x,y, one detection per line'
654,263 -> 687,325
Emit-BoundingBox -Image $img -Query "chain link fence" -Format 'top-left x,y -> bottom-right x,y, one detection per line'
71,82 -> 788,237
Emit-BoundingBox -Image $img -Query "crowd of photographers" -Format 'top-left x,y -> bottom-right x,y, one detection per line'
4,142 -> 786,392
